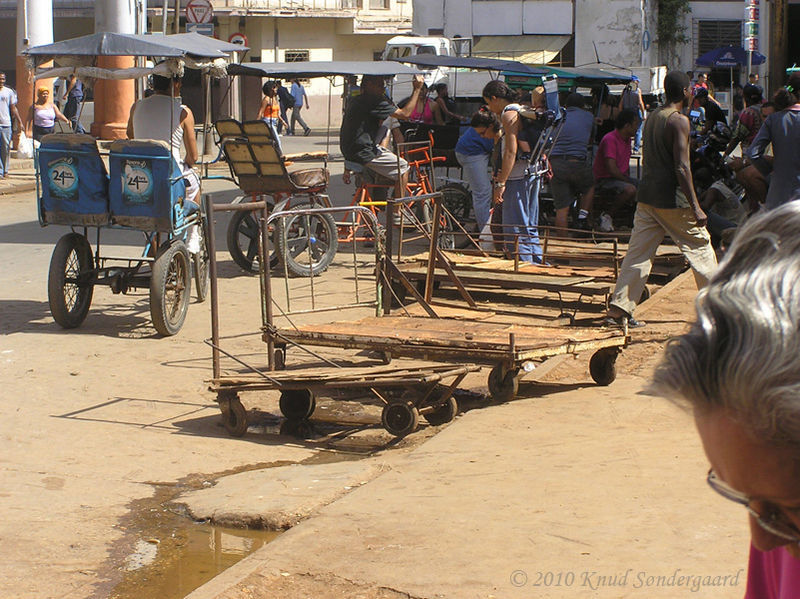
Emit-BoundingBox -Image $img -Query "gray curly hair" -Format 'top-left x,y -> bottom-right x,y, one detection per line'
652,201 -> 800,449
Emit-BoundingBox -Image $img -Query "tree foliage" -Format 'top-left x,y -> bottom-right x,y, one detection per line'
657,0 -> 691,46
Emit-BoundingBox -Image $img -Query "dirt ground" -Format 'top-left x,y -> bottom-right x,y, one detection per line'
1,141 -> 749,599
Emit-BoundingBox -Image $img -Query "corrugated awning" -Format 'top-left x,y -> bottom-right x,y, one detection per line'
473,35 -> 571,65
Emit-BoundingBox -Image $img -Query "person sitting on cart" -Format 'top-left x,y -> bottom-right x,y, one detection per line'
340,73 -> 425,199
126,71 -> 201,252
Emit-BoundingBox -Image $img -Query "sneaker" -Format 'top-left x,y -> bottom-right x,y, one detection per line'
599,212 -> 614,233
304,128 -> 312,137
186,224 -> 201,254
602,314 -> 645,329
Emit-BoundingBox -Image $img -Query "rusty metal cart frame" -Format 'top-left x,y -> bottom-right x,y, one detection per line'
204,197 -> 478,438
261,195 -> 629,403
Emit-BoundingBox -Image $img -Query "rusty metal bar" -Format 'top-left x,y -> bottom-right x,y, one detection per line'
204,194 -> 221,380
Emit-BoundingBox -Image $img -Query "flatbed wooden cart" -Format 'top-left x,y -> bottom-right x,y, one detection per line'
210,363 -> 479,438
266,315 -> 628,403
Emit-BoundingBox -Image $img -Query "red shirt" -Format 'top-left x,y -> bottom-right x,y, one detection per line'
594,129 -> 631,181
745,545 -> 800,599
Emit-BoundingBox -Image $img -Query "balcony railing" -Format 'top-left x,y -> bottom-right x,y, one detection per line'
219,0 -> 362,9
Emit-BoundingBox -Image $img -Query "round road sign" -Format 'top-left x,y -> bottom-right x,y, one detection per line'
186,0 -> 213,24
228,32 -> 248,46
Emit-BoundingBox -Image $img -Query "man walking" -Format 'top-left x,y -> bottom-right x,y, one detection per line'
605,71 -> 717,328
0,72 -> 21,178
289,78 -> 311,136
64,74 -> 85,133
276,81 -> 294,135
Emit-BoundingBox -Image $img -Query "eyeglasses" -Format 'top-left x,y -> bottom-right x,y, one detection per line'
707,469 -> 800,543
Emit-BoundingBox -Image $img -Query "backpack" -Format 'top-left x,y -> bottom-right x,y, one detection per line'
621,86 -> 639,110
278,85 -> 296,108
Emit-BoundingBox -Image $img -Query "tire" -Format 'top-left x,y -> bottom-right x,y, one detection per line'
48,233 -> 95,329
222,395 -> 248,437
381,402 -> 419,438
488,363 -> 519,402
423,395 -> 458,426
227,206 -> 278,274
441,182 -> 473,229
590,348 -> 618,386
193,216 -> 210,303
150,240 -> 192,337
274,210 -> 338,277
419,198 -> 457,251
279,389 -> 316,420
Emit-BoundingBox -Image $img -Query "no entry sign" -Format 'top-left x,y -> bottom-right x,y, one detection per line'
186,0 -> 213,24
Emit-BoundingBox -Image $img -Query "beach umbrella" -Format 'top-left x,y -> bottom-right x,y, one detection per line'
696,46 -> 766,120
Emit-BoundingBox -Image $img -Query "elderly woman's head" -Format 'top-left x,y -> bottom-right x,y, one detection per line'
653,202 -> 800,557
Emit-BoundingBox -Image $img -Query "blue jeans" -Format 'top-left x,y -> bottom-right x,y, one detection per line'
0,125 -> 11,176
633,110 -> 644,152
456,151 -> 492,229
261,118 -> 283,153
503,174 -> 542,263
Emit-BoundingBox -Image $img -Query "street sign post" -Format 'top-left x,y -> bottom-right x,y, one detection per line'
228,32 -> 248,47
744,0 -> 760,75
186,0 -> 213,24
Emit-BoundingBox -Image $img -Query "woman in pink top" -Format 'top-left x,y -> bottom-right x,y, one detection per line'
25,87 -> 69,141
407,83 -> 444,125
653,203 -> 800,599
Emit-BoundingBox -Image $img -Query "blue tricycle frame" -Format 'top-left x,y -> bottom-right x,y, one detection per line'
36,134 -> 209,336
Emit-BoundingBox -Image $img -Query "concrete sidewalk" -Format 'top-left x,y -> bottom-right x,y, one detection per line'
0,156 -> 36,195
186,274 -> 749,599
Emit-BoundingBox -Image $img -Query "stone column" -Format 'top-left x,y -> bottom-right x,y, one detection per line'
92,0 -> 136,140
16,0 -> 53,143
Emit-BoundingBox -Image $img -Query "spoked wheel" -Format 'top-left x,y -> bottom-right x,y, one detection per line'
441,183 -> 474,249
589,348 -> 619,386
423,395 -> 458,426
193,216 -> 210,302
488,363 -> 519,403
48,233 -> 95,329
220,393 -> 248,437
227,204 -> 278,274
150,240 -> 192,336
274,209 -> 338,277
419,198 -> 457,251
381,402 -> 419,438
279,389 -> 316,421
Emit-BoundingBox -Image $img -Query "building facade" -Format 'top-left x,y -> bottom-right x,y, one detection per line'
413,0 -> 800,93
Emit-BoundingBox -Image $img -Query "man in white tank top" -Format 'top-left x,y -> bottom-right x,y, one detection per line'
125,72 -> 200,205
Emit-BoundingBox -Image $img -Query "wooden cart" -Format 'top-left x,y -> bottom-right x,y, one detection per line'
266,315 -> 628,402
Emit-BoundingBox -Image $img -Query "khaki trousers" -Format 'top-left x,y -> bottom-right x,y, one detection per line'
610,202 -> 717,316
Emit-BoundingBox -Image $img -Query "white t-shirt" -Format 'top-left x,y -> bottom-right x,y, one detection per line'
0,87 -> 18,127
132,94 -> 185,165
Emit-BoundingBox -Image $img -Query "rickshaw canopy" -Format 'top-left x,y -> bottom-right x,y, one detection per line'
227,61 -> 421,79
391,54 -> 548,76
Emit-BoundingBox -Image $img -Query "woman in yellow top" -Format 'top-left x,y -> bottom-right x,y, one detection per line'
258,81 -> 288,142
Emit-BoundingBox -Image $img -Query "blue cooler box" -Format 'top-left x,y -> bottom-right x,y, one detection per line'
37,134 -> 110,226
109,139 -> 187,232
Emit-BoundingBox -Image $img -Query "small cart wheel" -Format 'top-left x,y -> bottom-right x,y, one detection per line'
590,348 -> 619,386
381,402 -> 419,438
279,389 -> 316,421
380,351 -> 392,365
423,396 -> 458,426
557,312 -> 575,325
639,285 -> 651,303
150,240 -> 191,336
221,395 -> 248,437
488,363 -> 519,402
48,232 -> 95,329
274,347 -> 286,370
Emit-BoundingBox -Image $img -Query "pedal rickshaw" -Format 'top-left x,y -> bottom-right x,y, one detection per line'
24,32 -> 244,335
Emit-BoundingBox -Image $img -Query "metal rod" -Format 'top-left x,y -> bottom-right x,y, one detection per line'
424,198 -> 442,303
305,214 -> 316,311
260,203 -> 275,371
351,210 -> 360,305
384,199 -> 395,315
204,195 -> 221,380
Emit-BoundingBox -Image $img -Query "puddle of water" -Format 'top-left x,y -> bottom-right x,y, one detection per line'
111,522 -> 280,599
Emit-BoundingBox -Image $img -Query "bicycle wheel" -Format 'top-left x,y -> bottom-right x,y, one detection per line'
48,233 -> 95,329
419,198 -> 457,251
274,208 -> 339,277
441,183 -> 473,228
193,215 -> 210,302
150,240 -> 191,336
226,204 -> 278,274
